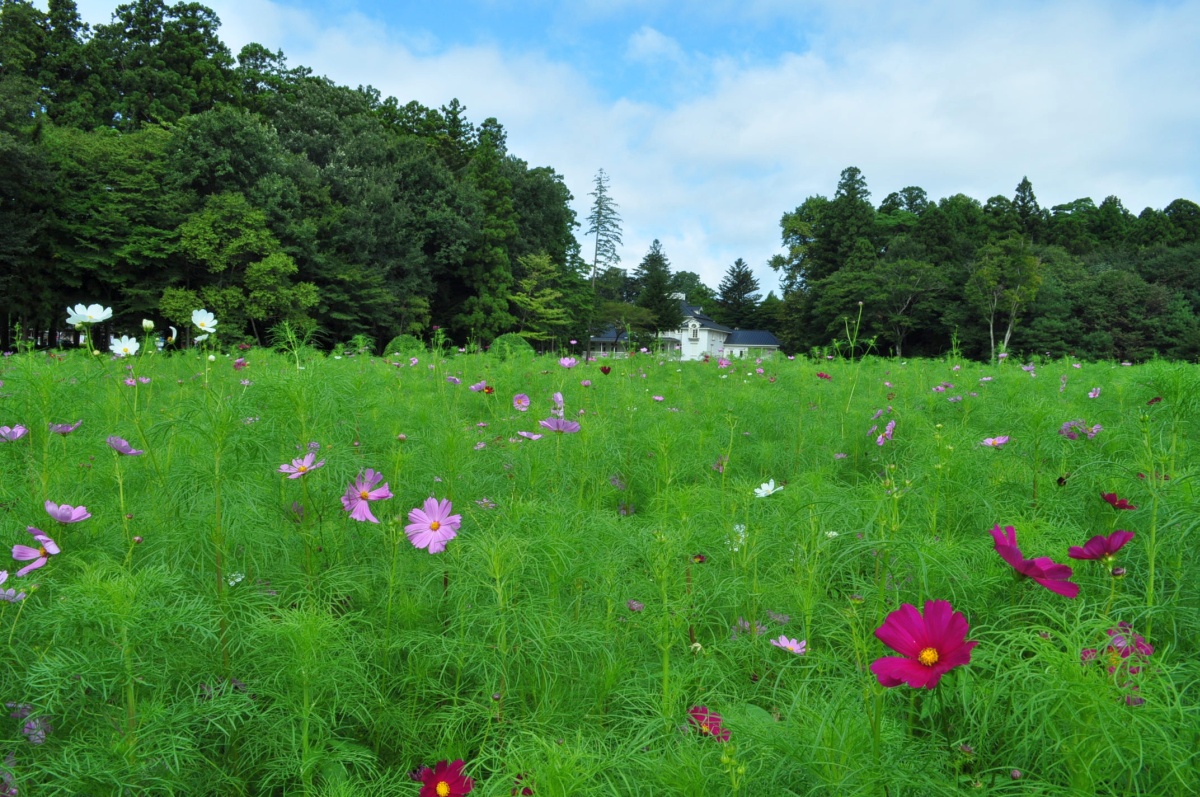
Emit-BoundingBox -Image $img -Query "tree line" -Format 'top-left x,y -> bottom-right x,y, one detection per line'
769,167 -> 1200,361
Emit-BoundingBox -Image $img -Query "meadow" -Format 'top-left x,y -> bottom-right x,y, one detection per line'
0,337 -> 1197,796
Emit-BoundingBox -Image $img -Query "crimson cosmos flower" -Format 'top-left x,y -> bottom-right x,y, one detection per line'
990,525 -> 1079,598
600,365 -> 612,375
816,372 -> 831,380
419,759 -> 474,796
1100,492 -> 1136,510
1068,530 -> 1134,561
687,706 -> 730,741
870,600 -> 976,689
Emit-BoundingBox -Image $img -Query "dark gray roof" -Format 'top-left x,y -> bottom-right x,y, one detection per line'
725,330 -> 781,346
682,304 -> 732,333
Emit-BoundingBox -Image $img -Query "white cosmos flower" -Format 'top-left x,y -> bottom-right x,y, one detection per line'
66,303 -> 113,326
167,326 -> 177,343
195,334 -> 209,343
191,309 -> 218,333
755,479 -> 783,498
109,335 -> 140,357
142,319 -> 154,331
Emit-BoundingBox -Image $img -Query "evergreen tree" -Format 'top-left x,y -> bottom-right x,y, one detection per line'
714,258 -> 761,328
633,239 -> 682,335
586,168 -> 622,287
805,166 -> 876,283
1013,176 -> 1045,242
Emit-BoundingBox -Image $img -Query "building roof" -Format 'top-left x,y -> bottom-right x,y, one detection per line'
725,329 -> 781,347
682,304 -> 732,333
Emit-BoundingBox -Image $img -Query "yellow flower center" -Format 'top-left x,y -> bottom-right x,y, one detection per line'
199,322 -> 207,329
429,520 -> 441,531
436,782 -> 451,797
360,490 -> 370,500
918,647 -> 939,666
297,465 -> 307,472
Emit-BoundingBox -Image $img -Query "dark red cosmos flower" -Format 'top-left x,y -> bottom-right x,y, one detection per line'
511,773 -> 534,795
1101,492 -> 1136,510
419,759 -> 474,796
687,706 -> 730,741
1147,396 -> 1162,406
1069,530 -> 1134,561
870,600 -> 976,689
600,365 -> 612,375
483,386 -> 495,395
816,372 -> 832,381
691,553 -> 707,564
990,525 -> 1079,598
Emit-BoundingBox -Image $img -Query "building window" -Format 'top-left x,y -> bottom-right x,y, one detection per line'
689,324 -> 699,340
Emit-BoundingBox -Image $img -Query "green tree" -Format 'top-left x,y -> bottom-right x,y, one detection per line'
714,258 -> 761,328
633,239 -> 682,335
668,270 -> 717,311
509,252 -> 569,342
806,166 -> 876,283
966,235 -> 1043,361
1013,176 -> 1046,242
586,168 -> 623,288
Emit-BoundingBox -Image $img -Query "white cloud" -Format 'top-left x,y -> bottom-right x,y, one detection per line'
625,26 -> 685,65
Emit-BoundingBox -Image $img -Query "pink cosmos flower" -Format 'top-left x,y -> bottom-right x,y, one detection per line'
990,524 -> 1079,598
278,452 -> 325,479
44,501 -> 90,523
876,420 -> 895,446
770,636 -> 807,655
405,497 -> 463,553
687,706 -> 730,741
652,395 -> 664,402
340,469 -> 392,523
233,358 -> 247,371
870,600 -> 976,689
446,376 -> 461,385
517,431 -> 543,440
469,381 -> 487,392
49,420 -> 82,435
106,436 -> 143,456
981,436 -> 1010,448
513,393 -> 530,412
1069,530 -> 1134,561
1088,387 -> 1101,399
13,527 -> 59,577
580,379 -> 591,387
418,759 -> 474,797
816,372 -> 831,381
559,357 -> 577,368
539,417 -> 581,434
0,426 -> 27,442
1101,492 -> 1136,510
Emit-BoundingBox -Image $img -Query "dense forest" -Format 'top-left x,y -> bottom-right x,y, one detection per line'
768,168 -> 1200,361
1,1 -> 1198,360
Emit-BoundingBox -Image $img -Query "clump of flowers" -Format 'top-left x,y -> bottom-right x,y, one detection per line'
1082,622 -> 1154,705
871,600 -> 976,689
990,524 -> 1078,598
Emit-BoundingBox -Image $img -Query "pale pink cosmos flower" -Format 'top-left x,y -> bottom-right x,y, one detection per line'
982,436 -> 1010,448
1088,387 -> 1101,399
0,426 -> 28,442
405,497 -> 463,553
517,431 -> 543,440
13,527 -> 59,577
652,396 -> 664,402
770,636 -> 807,655
513,393 -> 530,412
278,453 -> 325,479
539,417 -> 581,434
340,469 -> 392,523
49,421 -> 82,435
44,501 -> 90,523
559,357 -> 577,368
106,436 -> 143,455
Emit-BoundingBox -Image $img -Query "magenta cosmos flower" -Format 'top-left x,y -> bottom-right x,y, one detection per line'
13,527 -> 60,577
418,759 -> 474,797
539,417 -> 581,434
513,393 -> 530,412
405,497 -> 462,553
870,600 -> 977,689
49,420 -> 82,435
990,524 -> 1079,598
0,426 -> 27,442
44,501 -> 90,524
1069,530 -> 1134,562
687,706 -> 730,741
106,436 -> 143,455
1101,492 -> 1136,510
278,452 -> 325,479
340,469 -> 392,523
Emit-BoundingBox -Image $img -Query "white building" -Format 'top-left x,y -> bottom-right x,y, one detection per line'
591,298 -> 781,361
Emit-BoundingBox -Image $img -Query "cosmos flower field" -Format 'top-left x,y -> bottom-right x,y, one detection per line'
0,340 -> 1197,795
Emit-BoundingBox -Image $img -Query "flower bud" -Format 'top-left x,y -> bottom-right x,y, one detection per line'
208,355 -> 216,362
142,319 -> 154,331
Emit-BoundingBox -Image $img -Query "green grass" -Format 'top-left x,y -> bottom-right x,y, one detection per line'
0,347 -> 1197,796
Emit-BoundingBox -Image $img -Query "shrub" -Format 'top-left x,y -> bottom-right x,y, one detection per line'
383,334 -> 426,357
489,332 -> 535,361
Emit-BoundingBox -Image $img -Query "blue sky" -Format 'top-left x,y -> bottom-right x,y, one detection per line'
55,1 -> 1200,295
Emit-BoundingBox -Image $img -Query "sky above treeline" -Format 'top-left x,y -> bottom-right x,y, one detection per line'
47,0 -> 1200,294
